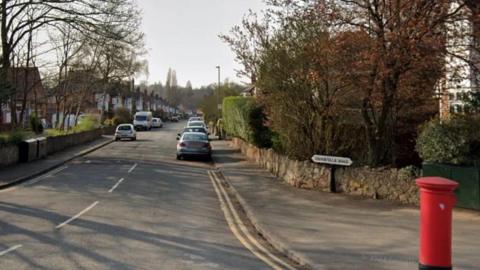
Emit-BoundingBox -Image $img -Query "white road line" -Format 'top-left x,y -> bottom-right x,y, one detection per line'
108,178 -> 124,193
128,163 -> 138,173
208,171 -> 291,270
211,171 -> 296,270
55,201 -> 99,229
0,245 -> 22,257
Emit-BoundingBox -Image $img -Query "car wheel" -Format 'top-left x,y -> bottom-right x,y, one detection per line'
132,137 -> 136,141
115,137 -> 119,141
176,154 -> 181,160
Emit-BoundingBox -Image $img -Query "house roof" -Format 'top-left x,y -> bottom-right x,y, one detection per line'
7,67 -> 44,97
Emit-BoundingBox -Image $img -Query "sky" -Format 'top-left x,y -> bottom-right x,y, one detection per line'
136,0 -> 266,88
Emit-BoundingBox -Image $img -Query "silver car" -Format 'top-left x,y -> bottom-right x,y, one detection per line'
176,132 -> 212,160
115,124 -> 137,141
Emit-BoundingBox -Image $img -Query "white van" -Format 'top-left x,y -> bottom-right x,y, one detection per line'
133,111 -> 153,130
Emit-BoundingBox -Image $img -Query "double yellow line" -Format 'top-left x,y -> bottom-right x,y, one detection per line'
208,170 -> 297,270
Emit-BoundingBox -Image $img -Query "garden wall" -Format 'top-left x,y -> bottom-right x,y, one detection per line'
0,145 -> 19,167
0,127 -> 114,166
46,128 -> 105,155
230,137 -> 419,205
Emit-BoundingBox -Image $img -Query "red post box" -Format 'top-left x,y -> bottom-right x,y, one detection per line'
416,177 -> 458,270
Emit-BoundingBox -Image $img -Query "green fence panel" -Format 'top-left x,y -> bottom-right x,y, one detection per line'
422,163 -> 480,210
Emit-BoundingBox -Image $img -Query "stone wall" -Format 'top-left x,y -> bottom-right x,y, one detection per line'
230,138 -> 419,205
0,145 -> 19,167
46,128 -> 104,155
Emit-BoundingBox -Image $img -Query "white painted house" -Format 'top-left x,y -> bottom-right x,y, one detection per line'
439,1 -> 480,117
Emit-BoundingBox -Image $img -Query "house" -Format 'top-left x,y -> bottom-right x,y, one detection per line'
438,1 -> 480,118
1,67 -> 47,126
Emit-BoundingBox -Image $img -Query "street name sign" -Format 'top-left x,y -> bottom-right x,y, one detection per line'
311,155 -> 353,166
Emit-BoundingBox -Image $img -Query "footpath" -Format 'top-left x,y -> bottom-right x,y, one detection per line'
212,140 -> 480,270
0,136 -> 113,189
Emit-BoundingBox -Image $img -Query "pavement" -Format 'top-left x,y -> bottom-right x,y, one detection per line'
0,136 -> 114,189
212,139 -> 480,270
0,122 -> 283,270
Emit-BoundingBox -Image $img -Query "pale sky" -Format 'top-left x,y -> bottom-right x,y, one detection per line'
136,0 -> 266,88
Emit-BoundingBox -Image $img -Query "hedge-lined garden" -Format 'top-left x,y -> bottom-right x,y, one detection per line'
223,97 -> 271,148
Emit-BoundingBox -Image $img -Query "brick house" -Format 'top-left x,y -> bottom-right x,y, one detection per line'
1,67 -> 47,126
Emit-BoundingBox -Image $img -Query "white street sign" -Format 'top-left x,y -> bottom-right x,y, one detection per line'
311,155 -> 353,166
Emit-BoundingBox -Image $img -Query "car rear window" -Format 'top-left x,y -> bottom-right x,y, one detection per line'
118,125 -> 132,131
182,133 -> 208,141
189,122 -> 203,127
135,115 -> 147,121
184,128 -> 207,133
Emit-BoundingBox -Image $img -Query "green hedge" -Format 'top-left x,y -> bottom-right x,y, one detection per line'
416,116 -> 480,165
223,96 -> 271,148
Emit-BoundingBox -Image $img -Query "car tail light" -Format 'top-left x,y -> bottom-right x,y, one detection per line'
179,142 -> 186,147
204,143 -> 211,149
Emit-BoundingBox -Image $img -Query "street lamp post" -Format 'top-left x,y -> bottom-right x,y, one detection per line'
215,66 -> 221,117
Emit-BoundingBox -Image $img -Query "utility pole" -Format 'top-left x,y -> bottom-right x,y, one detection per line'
216,66 -> 221,117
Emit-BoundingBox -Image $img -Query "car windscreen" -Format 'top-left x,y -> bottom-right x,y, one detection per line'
182,134 -> 208,141
118,125 -> 132,131
135,115 -> 147,121
188,122 -> 203,127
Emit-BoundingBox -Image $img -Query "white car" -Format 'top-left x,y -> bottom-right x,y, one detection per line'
188,117 -> 203,123
187,121 -> 207,129
152,118 -> 163,128
115,124 -> 137,141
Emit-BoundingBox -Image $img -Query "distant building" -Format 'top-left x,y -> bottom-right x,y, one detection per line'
1,67 -> 46,126
438,1 -> 480,118
241,74 -> 258,97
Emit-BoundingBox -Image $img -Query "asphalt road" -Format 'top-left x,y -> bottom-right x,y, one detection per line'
0,121 -> 274,270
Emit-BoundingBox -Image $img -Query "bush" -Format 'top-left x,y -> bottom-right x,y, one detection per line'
416,116 -> 480,165
74,115 -> 99,132
223,97 -> 271,148
113,108 -> 132,126
0,130 -> 27,145
103,118 -> 115,127
30,114 -> 43,134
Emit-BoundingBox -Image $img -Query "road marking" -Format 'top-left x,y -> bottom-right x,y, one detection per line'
108,178 -> 124,193
128,163 -> 137,173
208,171 -> 296,270
211,171 -> 296,270
0,245 -> 22,257
55,201 -> 99,229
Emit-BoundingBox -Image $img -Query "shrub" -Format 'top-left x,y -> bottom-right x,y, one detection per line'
223,97 -> 271,148
104,118 -> 115,127
0,130 -> 27,145
74,115 -> 99,132
113,108 -> 132,126
29,114 -> 43,134
416,116 -> 480,165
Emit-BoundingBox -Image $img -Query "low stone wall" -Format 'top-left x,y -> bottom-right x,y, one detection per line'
46,128 -> 104,155
0,145 -> 19,167
230,137 -> 419,205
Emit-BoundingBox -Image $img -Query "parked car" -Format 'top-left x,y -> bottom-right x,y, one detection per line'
115,124 -> 137,141
171,116 -> 179,122
177,127 -> 209,138
187,121 -> 206,128
152,118 -> 163,128
188,117 -> 203,123
133,111 -> 153,130
176,132 -> 212,160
